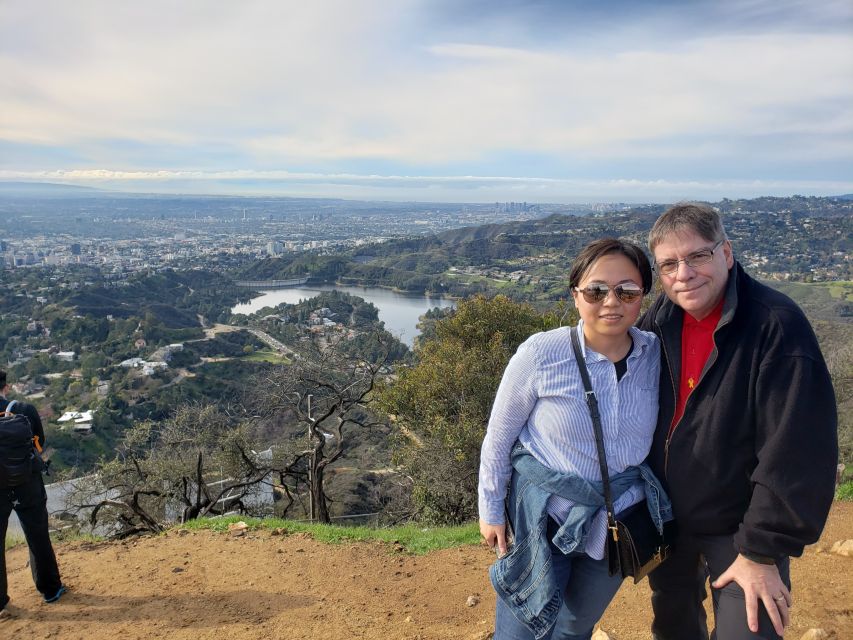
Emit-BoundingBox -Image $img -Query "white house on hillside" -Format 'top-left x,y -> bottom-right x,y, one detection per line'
57,410 -> 95,433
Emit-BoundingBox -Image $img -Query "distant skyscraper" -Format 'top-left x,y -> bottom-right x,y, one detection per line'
70,243 -> 81,255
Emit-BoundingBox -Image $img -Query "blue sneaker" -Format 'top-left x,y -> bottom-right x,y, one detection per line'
43,586 -> 66,603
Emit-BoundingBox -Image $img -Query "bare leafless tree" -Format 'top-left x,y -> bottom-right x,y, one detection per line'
66,403 -> 281,537
67,334 -> 392,535
256,335 -> 390,523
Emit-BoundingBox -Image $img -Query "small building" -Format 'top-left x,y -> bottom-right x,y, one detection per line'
55,351 -> 76,362
58,410 -> 95,434
142,362 -> 168,376
11,381 -> 35,395
72,422 -> 93,434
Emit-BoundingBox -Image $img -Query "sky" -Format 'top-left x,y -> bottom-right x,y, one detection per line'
1,0 -> 852,203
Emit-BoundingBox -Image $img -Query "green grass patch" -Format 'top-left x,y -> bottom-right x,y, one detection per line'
180,516 -> 481,555
5,528 -> 100,550
4,533 -> 25,550
241,349 -> 290,364
824,281 -> 853,301
51,529 -> 103,545
837,480 -> 853,502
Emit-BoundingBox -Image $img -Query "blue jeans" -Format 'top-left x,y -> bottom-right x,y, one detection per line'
493,543 -> 623,640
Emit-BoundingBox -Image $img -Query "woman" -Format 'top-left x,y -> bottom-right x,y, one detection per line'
478,238 -> 671,640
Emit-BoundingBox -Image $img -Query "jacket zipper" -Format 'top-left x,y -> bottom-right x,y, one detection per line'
661,337 -> 679,477
662,331 -> 722,477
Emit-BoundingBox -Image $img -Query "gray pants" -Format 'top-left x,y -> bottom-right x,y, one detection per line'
649,532 -> 790,640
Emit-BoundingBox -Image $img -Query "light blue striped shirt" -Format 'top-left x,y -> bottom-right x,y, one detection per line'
478,321 -> 660,559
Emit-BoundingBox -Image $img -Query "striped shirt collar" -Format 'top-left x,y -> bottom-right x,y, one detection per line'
573,319 -> 654,364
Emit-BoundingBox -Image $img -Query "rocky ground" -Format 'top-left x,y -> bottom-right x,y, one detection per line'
2,502 -> 851,639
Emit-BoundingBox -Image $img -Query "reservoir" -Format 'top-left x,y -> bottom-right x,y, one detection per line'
231,285 -> 455,346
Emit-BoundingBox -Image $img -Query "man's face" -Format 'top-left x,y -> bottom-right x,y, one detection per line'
652,228 -> 733,321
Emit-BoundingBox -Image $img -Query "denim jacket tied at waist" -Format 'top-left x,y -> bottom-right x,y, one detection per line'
489,442 -> 673,640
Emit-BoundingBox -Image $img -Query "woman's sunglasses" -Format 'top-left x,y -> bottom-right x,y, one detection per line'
574,283 -> 644,304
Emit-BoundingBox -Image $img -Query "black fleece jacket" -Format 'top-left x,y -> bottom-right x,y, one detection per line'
638,263 -> 838,558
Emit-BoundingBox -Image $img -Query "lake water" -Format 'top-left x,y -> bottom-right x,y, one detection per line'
231,285 -> 455,346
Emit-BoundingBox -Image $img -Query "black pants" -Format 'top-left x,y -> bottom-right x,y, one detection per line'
648,532 -> 790,640
0,472 -> 62,606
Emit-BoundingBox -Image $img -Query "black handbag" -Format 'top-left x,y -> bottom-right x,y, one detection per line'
570,327 -> 674,583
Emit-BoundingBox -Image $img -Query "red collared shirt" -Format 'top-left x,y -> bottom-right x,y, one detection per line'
669,297 -> 725,434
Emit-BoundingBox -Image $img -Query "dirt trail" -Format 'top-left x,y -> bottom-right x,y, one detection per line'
2,503 -> 851,639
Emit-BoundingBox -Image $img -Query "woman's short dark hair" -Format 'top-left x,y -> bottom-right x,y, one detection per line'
568,238 -> 653,294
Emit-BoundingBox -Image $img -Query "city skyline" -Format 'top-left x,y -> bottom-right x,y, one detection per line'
2,0 -> 852,202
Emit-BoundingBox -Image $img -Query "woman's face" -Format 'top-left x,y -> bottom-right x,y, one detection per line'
571,253 -> 644,343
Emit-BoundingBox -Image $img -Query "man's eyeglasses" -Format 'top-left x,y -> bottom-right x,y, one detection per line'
655,240 -> 725,275
574,283 -> 644,304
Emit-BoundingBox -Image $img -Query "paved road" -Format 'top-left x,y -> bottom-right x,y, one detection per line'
197,323 -> 299,359
246,327 -> 299,360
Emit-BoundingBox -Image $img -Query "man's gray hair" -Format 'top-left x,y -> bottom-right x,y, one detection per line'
648,202 -> 728,251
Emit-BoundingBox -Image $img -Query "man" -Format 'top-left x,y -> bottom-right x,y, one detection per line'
638,203 -> 837,639
0,371 -> 64,616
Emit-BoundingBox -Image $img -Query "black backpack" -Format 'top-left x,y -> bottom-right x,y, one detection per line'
0,400 -> 39,487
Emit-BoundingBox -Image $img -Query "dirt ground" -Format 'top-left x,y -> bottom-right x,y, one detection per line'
2,502 -> 851,640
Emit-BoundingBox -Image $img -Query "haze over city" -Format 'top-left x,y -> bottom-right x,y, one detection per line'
2,0 -> 852,202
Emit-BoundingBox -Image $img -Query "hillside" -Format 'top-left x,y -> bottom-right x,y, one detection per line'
3,502 -> 852,639
239,196 -> 852,297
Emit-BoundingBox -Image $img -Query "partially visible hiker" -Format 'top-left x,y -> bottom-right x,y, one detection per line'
639,203 -> 838,639
1,370 -> 65,616
479,238 -> 671,639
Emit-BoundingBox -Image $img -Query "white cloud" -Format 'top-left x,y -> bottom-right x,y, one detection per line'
0,1 -> 851,181
2,168 -> 851,203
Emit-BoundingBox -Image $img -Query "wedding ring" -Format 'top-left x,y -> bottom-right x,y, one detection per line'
773,595 -> 786,602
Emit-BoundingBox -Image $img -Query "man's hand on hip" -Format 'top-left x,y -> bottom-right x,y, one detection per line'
712,553 -> 791,636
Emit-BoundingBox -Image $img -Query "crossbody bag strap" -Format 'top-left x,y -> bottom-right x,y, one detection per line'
570,327 -> 619,534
